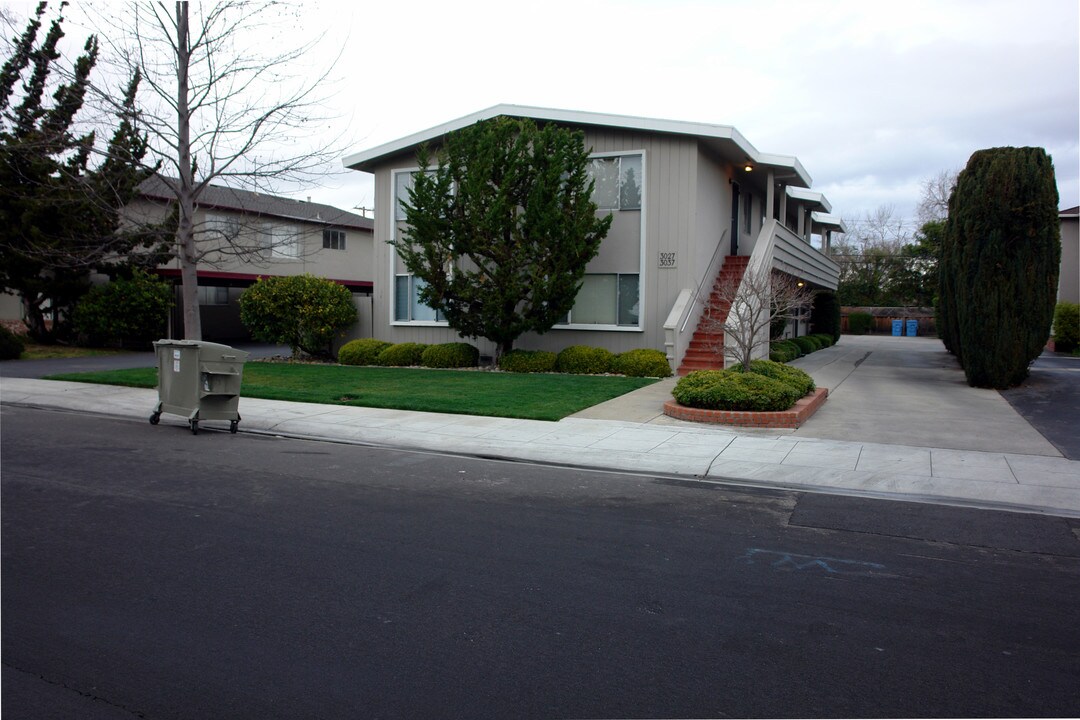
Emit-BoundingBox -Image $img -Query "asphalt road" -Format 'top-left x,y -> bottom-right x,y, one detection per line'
3,406 -> 1080,719
1001,353 -> 1080,459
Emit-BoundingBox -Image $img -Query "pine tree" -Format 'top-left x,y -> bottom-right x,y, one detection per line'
0,3 -> 168,342
944,147 -> 1060,388
394,117 -> 613,357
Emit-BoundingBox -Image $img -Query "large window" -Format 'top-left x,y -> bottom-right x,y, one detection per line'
560,273 -> 639,327
588,155 -> 642,211
262,223 -> 300,258
323,228 -> 346,250
394,275 -> 445,322
204,213 -> 241,241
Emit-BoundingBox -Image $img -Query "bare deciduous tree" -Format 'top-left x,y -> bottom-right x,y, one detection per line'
916,169 -> 958,225
700,266 -> 814,371
92,1 -> 346,339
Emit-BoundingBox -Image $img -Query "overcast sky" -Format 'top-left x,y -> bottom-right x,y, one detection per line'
9,0 -> 1080,228
320,0 -> 1080,226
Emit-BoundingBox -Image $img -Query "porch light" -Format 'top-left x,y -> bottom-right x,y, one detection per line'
744,163 -> 753,172
797,281 -> 805,287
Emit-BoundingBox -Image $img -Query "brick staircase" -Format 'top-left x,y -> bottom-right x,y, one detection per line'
676,255 -> 750,375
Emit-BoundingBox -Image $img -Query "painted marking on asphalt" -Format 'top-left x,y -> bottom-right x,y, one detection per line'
739,548 -> 886,575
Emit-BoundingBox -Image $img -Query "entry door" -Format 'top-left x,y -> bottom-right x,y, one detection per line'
730,182 -> 740,255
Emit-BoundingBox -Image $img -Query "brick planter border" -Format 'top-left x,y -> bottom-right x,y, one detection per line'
663,387 -> 828,429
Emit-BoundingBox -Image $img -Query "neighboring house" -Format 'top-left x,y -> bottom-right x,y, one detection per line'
132,176 -> 375,341
344,105 -> 841,372
1059,206 -> 1079,304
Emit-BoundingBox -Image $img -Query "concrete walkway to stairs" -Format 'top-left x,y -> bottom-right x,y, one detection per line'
2,335 -> 1078,518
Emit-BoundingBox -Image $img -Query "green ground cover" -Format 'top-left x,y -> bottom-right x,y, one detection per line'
45,362 -> 657,421
22,343 -> 133,360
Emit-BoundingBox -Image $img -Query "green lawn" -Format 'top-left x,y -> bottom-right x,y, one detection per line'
22,343 -> 134,360
44,363 -> 658,421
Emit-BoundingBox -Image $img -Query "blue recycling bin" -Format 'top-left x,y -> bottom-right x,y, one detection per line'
892,319 -> 903,336
906,319 -> 918,337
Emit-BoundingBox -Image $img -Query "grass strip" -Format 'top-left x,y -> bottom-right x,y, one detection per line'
45,362 -> 658,421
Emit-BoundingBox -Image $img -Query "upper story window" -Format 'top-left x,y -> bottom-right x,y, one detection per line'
587,154 -> 642,211
204,213 -> 241,241
261,223 -> 300,259
323,228 -> 346,250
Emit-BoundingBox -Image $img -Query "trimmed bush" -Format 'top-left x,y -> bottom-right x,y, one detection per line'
792,336 -> 819,354
739,359 -> 815,397
811,333 -> 835,348
240,274 -> 357,359
672,369 -> 800,412
0,325 -> 25,360
376,342 -> 429,367
72,270 -> 172,348
769,340 -> 801,363
338,338 -> 392,366
421,342 -> 479,368
1053,302 -> 1079,353
613,348 -> 672,378
556,345 -> 615,374
848,312 -> 873,335
498,349 -> 558,373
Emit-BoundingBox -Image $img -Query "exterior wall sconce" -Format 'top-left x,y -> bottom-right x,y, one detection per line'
744,163 -> 753,172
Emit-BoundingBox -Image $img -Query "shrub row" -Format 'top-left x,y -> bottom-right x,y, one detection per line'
848,311 -> 874,335
338,341 -> 672,378
1054,301 -> 1079,354
672,360 -> 816,412
499,345 -> 672,378
769,333 -> 835,362
338,339 -> 480,369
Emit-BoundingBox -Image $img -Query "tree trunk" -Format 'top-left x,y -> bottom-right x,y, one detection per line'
174,1 -> 200,340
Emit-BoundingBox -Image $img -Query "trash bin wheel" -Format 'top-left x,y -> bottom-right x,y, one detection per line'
229,420 -> 239,434
189,419 -> 199,435
149,412 -> 161,426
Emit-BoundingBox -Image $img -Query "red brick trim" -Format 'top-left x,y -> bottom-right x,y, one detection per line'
662,388 -> 829,428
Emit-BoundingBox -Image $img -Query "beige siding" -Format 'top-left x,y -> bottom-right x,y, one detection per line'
1060,216 -> 1079,303
368,128 -> 735,356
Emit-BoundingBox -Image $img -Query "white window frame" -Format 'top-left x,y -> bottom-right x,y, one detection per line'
389,151 -> 647,332
390,167 -> 450,327
323,228 -> 346,250
262,222 -> 301,259
555,149 -> 646,332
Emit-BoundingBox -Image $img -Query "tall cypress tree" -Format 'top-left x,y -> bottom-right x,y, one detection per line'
944,147 -> 1060,388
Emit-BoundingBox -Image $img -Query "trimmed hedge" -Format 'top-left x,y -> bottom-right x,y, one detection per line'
498,349 -> 558,373
672,369 -> 801,412
1053,302 -> 1079,353
556,345 -> 615,374
0,325 -> 25,360
792,336 -> 819,354
848,312 -> 873,335
770,340 -> 802,363
613,348 -> 672,378
339,338 -> 392,366
421,342 -> 479,368
810,291 -> 842,343
376,342 -> 429,367
737,359 -> 815,397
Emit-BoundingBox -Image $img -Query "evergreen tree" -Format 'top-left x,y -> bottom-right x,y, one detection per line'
944,147 -> 1060,388
0,3 -> 168,342
394,117 -> 613,357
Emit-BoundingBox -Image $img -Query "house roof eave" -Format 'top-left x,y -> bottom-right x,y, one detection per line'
343,104 -> 813,187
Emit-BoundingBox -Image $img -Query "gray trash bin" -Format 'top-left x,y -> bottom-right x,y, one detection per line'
150,340 -> 250,435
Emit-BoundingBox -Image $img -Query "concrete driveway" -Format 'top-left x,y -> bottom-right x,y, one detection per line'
790,335 -> 1062,456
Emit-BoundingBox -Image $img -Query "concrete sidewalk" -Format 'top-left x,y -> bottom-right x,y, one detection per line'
3,343 -> 1079,517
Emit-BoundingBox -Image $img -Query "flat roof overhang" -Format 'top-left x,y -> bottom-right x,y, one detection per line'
343,104 -> 812,189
